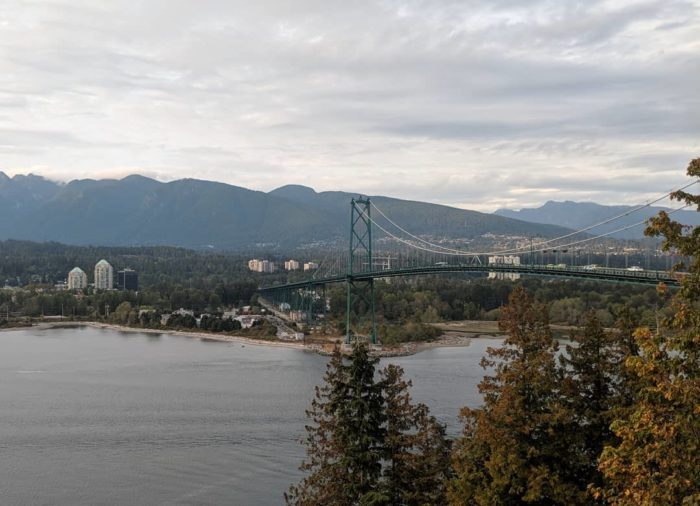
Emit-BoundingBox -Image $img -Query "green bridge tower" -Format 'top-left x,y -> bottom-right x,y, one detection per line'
346,197 -> 377,344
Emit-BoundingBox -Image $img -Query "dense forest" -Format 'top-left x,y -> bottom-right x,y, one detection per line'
328,277 -> 666,343
0,240 -> 273,287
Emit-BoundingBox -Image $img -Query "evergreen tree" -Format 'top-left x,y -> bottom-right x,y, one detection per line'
381,364 -> 451,505
287,343 -> 450,505
341,341 -> 386,501
597,158 -> 700,505
609,305 -> 641,407
559,312 -> 618,498
286,350 -> 352,505
449,285 -> 587,505
286,342 -> 384,505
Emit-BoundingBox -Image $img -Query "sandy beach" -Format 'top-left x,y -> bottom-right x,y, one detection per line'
1,320 -> 484,357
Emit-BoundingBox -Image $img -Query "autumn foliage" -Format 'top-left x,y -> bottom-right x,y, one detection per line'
290,158 -> 700,505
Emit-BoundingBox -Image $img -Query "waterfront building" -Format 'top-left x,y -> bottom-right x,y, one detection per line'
94,259 -> 114,290
116,269 -> 138,291
67,267 -> 88,290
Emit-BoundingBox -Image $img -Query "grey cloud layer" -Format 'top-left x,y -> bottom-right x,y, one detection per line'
0,0 -> 698,210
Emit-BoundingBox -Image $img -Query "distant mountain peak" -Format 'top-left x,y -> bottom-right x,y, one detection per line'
121,174 -> 158,183
495,200 -> 699,240
270,184 -> 317,195
269,184 -> 320,205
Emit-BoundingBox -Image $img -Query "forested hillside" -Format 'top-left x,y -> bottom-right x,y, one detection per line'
0,173 -> 569,249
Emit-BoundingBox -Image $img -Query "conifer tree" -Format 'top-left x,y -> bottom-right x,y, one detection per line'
597,158 -> 700,505
559,312 -> 618,497
285,349 -> 352,505
287,342 -> 450,505
286,341 -> 385,505
342,341 -> 386,500
449,285 -> 587,505
381,364 -> 451,505
608,305 -> 641,409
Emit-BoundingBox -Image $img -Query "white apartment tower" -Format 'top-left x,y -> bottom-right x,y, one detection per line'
284,260 -> 300,271
248,259 -> 276,273
94,259 -> 114,290
67,267 -> 88,290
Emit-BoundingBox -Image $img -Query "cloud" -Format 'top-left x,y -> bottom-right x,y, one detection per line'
0,0 -> 698,211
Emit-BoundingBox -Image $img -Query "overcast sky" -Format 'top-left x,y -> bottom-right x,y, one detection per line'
0,0 -> 698,211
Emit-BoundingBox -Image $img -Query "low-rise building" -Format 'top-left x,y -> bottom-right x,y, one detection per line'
303,262 -> 319,271
488,255 -> 521,266
234,315 -> 261,329
222,308 -> 238,319
116,269 -> 138,291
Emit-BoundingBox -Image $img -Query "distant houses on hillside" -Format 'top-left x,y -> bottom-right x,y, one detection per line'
248,258 -> 319,273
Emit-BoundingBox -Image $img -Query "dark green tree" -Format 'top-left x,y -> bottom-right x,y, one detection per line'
286,342 -> 384,505
287,342 -> 450,505
559,312 -> 619,498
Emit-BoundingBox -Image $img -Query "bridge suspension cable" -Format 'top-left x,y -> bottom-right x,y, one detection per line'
371,179 -> 698,257
364,204 -> 690,258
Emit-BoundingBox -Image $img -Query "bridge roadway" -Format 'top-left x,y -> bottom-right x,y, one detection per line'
259,263 -> 682,293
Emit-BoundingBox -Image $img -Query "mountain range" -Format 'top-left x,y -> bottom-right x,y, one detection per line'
495,201 -> 700,240
0,172 -> 568,250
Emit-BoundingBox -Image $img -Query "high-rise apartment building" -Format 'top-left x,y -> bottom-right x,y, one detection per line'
94,259 -> 114,290
67,267 -> 88,290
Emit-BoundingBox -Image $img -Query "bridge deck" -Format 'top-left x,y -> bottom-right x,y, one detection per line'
259,264 -> 682,292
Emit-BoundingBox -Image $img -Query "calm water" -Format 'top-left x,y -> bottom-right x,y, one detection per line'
0,327 -> 495,505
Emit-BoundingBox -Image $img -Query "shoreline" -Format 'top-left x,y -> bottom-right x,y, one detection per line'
0,320 -> 486,357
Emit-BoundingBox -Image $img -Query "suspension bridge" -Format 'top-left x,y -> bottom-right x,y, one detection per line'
259,184 -> 694,344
